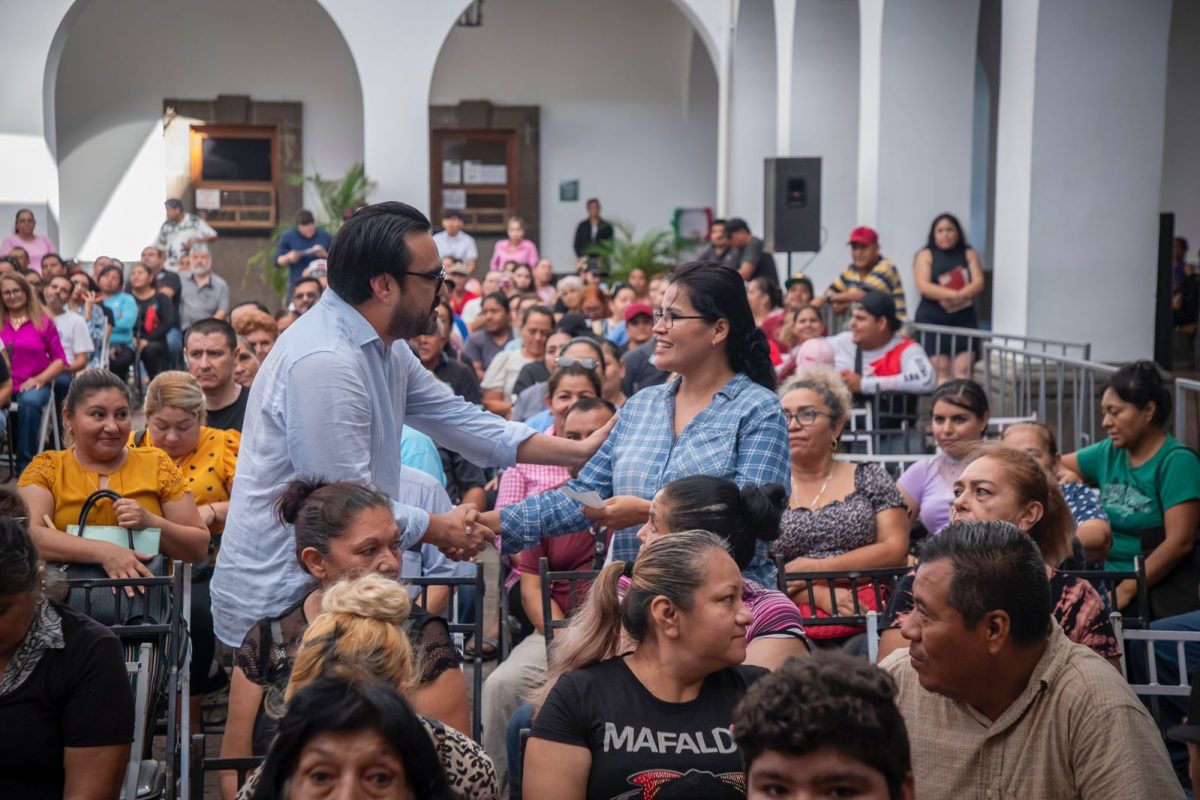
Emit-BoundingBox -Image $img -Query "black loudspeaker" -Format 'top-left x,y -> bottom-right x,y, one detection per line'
764,157 -> 822,253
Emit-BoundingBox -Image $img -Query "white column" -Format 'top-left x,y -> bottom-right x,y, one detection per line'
856,0 -> 883,227
788,0 -> 861,285
773,0 -> 797,155
0,0 -> 76,245
318,0 -> 470,209
728,0 -> 777,231
992,0 -> 1172,359
870,0 -> 981,307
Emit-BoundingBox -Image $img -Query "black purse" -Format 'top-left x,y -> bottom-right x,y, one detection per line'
60,489 -> 170,627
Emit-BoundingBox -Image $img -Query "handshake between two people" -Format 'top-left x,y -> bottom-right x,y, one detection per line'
423,503 -> 504,562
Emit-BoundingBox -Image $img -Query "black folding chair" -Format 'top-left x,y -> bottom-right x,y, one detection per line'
190,734 -> 264,799
1057,557 -> 1149,629
774,558 -> 910,660
407,562 -> 486,742
538,558 -> 600,661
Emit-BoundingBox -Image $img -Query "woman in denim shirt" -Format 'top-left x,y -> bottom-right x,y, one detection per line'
480,261 -> 790,586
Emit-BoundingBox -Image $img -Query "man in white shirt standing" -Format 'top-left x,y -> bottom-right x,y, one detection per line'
432,210 -> 478,273
156,198 -> 218,272
42,274 -> 93,408
212,201 -> 614,648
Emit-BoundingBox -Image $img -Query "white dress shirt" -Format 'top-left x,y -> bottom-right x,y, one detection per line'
211,288 -> 534,646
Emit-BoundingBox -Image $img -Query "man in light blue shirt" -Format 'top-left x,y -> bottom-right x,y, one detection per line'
212,201 -> 613,647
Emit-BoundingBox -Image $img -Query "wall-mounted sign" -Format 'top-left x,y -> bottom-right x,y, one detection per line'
195,188 -> 221,210
560,180 -> 579,202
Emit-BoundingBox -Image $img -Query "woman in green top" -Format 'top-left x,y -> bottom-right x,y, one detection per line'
1061,361 -> 1200,620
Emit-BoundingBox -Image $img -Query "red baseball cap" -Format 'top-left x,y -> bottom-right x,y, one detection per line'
848,226 -> 879,246
624,303 -> 654,323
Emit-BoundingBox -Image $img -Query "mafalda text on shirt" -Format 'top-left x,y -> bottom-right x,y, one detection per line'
603,723 -> 736,754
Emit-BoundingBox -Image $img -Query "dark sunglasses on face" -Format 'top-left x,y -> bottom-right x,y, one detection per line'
556,355 -> 599,370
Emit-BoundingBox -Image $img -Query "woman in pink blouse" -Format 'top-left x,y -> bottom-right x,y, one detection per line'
489,216 -> 540,271
1,272 -> 66,472
0,209 -> 57,274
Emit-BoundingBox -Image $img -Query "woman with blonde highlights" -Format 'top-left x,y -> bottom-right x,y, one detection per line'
525,531 -> 766,800
233,574 -> 498,799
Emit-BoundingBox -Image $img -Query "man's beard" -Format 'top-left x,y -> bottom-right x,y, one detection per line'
387,301 -> 437,341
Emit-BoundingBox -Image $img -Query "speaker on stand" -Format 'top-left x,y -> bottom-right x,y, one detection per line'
764,157 -> 822,281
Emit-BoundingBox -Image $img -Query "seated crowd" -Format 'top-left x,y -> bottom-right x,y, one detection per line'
0,199 -> 1196,800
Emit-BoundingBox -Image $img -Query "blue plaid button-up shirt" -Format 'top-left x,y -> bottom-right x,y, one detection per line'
500,372 -> 790,585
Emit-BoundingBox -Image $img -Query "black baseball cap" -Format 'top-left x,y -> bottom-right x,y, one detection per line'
857,289 -> 898,326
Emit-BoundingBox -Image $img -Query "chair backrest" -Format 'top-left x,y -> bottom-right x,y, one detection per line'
189,733 -> 264,799
538,557 -> 601,657
1116,618 -> 1200,698
774,558 -> 910,628
405,563 -> 485,742
837,452 -> 932,480
1057,558 -> 1149,629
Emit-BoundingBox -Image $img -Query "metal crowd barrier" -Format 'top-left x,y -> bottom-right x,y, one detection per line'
980,343 -> 1119,453
1175,377 -> 1200,448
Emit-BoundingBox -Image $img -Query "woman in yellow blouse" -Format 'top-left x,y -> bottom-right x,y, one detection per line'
18,369 -> 209,582
136,370 -> 241,717
135,371 -> 240,536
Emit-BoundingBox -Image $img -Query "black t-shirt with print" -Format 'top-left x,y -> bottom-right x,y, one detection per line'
532,657 -> 767,799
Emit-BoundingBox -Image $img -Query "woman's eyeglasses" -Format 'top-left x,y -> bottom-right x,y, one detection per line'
784,408 -> 834,427
651,309 -> 706,329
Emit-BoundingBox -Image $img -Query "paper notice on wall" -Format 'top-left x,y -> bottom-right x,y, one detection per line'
463,160 -> 484,185
481,164 -> 507,184
442,160 -> 462,185
195,188 -> 221,210
443,189 -> 466,210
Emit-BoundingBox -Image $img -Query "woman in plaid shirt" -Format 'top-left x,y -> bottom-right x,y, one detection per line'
480,261 -> 791,587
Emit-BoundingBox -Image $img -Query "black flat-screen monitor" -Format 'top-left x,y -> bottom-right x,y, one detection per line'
200,137 -> 272,182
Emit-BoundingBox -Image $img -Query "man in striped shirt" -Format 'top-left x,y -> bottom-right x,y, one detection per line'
816,226 -> 908,321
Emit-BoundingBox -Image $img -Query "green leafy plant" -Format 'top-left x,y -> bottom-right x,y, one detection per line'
246,163 -> 374,297
585,222 -> 682,283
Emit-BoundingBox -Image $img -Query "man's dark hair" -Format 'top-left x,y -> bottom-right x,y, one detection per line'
1176,236 -> 1189,252
565,395 -> 616,422
725,217 -> 750,235
586,197 -> 600,207
292,276 -> 324,297
164,198 -> 183,210
711,218 -> 727,229
733,653 -> 911,800
918,520 -> 1052,645
295,209 -> 315,226
326,201 -> 432,306
482,291 -> 510,313
441,210 -> 463,221
185,318 -> 237,351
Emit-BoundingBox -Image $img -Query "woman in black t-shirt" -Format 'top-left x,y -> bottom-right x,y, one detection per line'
527,530 -> 766,800
219,479 -> 467,799
0,506 -> 134,800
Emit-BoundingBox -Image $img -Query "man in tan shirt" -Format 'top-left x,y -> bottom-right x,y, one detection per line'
881,520 -> 1182,800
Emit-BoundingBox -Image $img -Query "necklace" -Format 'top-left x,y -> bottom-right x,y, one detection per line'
793,462 -> 837,510
8,313 -> 28,328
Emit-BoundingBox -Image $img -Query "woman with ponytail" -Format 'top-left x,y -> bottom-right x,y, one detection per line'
636,475 -> 807,669
525,531 -> 767,800
772,366 -> 910,640
479,261 -> 790,587
237,574 -> 497,799
219,479 -> 469,799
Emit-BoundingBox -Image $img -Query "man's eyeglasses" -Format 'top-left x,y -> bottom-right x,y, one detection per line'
406,266 -> 446,294
652,309 -> 706,329
556,355 -> 600,370
784,408 -> 834,428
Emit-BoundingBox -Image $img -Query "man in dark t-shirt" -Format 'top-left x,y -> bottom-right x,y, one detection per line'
726,217 -> 779,285
621,338 -> 669,398
141,244 -> 182,367
410,319 -> 484,407
186,318 -> 248,432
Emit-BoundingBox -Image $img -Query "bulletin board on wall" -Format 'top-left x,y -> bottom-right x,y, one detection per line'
430,129 -> 518,234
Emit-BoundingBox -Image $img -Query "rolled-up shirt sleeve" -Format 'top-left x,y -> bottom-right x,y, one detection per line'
285,351 -> 431,546
399,344 -> 535,467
